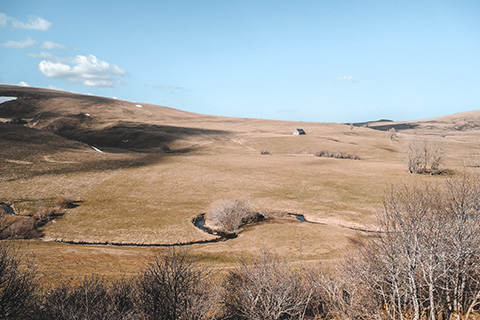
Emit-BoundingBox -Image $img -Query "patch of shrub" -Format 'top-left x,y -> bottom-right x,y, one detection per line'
224,251 -> 313,320
315,150 -> 360,160
0,206 -> 65,240
207,198 -> 254,235
54,196 -> 75,209
1,217 -> 41,239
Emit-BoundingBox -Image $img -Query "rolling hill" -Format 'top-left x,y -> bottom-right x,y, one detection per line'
1,84 -> 479,283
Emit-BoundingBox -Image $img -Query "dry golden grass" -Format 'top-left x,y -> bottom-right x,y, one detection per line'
2,85 -> 480,283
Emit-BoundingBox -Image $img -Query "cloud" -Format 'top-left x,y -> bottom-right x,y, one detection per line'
41,41 -> 66,49
0,13 -> 51,31
39,54 -> 126,87
335,75 -> 358,83
17,81 -> 31,87
0,13 -> 8,27
1,37 -> 37,48
28,51 -> 55,59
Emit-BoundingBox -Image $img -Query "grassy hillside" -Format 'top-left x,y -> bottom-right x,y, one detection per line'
1,85 -> 479,283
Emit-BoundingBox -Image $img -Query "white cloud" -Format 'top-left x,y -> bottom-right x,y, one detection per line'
39,54 -> 126,88
1,12 -> 52,30
1,37 -> 37,48
0,13 -> 9,27
335,75 -> 358,83
28,51 -> 55,59
41,41 -> 66,49
17,81 -> 30,87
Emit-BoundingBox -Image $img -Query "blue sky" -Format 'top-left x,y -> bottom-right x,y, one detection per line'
1,0 -> 479,123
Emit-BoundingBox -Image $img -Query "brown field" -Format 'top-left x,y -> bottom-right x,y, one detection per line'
1,85 -> 479,284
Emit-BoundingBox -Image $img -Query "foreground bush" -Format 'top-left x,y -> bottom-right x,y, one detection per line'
39,275 -> 136,320
340,173 -> 480,320
224,251 -> 313,320
0,242 -> 39,319
136,248 -> 220,320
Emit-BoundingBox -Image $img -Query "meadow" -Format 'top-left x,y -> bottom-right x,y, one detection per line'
1,85 -> 479,284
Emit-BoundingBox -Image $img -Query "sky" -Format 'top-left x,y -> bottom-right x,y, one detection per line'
1,0 -> 480,123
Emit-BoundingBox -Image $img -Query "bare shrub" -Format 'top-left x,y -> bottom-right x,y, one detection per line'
1,217 -> 41,239
207,198 -> 253,235
0,243 -> 39,319
224,251 -> 312,320
315,150 -> 360,160
136,248 -> 220,320
40,275 -> 137,320
260,150 -> 271,155
407,140 -> 445,174
54,196 -> 75,209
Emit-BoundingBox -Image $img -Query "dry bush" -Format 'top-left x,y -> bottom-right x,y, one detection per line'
40,275 -> 137,320
314,150 -> 360,160
224,251 -> 312,320
136,248 -> 220,320
54,196 -> 75,209
0,242 -> 39,319
1,217 -> 41,239
260,150 -> 271,155
207,198 -> 253,235
407,141 -> 445,174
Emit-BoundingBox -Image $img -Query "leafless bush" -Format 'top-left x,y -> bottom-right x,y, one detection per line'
341,174 -> 480,320
1,217 -> 41,239
54,196 -> 75,209
224,251 -> 312,320
0,242 -> 39,319
407,140 -> 445,174
40,275 -> 137,320
136,248 -> 220,320
0,206 -> 65,240
260,150 -> 271,155
315,150 -> 360,160
207,198 -> 253,235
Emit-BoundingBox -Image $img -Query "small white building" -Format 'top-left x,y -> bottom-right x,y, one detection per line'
293,128 -> 306,135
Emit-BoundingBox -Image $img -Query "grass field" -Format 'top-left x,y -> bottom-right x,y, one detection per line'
1,85 -> 480,284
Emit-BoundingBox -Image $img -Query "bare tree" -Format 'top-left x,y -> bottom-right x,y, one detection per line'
136,248 -> 220,320
407,141 -> 445,174
224,251 -> 312,320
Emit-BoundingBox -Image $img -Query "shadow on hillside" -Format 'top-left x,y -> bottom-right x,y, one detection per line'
58,123 -> 229,152
368,123 -> 420,132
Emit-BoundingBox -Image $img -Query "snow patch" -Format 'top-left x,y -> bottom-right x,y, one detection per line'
0,97 -> 17,103
91,146 -> 104,153
135,104 -> 142,108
